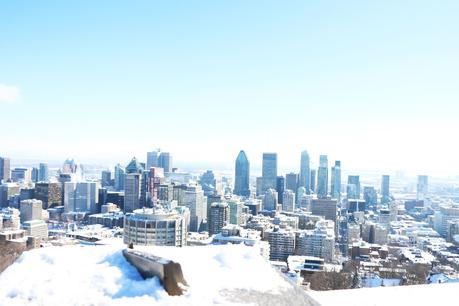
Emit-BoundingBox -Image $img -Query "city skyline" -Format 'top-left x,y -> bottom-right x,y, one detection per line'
1,1 -> 459,175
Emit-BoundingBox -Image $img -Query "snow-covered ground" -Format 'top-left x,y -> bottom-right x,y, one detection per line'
310,282 -> 456,306
0,244 -> 296,306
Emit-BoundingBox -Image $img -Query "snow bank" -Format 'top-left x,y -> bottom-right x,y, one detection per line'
0,244 -> 292,306
310,282 -> 456,306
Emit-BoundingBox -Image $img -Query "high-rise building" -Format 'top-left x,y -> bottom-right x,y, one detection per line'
282,189 -> 295,212
331,161 -> 341,199
317,155 -> 328,199
64,181 -> 99,213
124,158 -> 144,213
38,163 -> 49,182
263,188 -> 278,211
0,157 -> 11,182
123,207 -> 187,247
347,175 -> 361,199
31,167 -> 39,183
146,150 -> 160,169
262,153 -> 277,193
19,199 -> 43,223
285,173 -> 298,194
11,168 -> 31,183
311,198 -> 337,223
228,200 -> 244,225
256,176 -> 263,196
417,175 -> 428,201
234,150 -> 250,197
199,170 -> 222,196
184,184 -> 207,232
158,152 -> 173,173
208,202 -> 229,235
310,169 -> 316,193
299,151 -> 311,194
101,170 -> 112,188
381,175 -> 390,204
297,220 -> 335,262
148,167 -> 165,203
22,220 -> 48,240
276,176 -> 285,204
266,227 -> 296,262
35,182 -> 62,209
0,183 -> 20,208
114,164 -> 125,191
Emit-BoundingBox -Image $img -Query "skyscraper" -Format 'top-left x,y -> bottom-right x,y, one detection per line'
317,155 -> 328,199
38,163 -> 49,182
158,152 -> 173,173
146,150 -> 160,169
124,157 -> 144,213
234,150 -> 250,197
64,181 -> 99,213
282,189 -> 295,212
0,157 -> 11,182
347,175 -> 361,199
417,175 -> 429,201
101,170 -> 112,187
31,167 -> 39,183
262,153 -> 277,193
299,151 -> 311,194
285,172 -> 299,194
114,164 -> 125,191
331,161 -> 341,199
310,169 -> 316,193
263,188 -> 278,211
184,184 -> 207,232
381,175 -> 390,203
276,176 -> 285,205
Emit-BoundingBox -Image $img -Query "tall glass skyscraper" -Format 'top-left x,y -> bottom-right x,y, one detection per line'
38,163 -> 49,182
381,175 -> 390,203
331,161 -> 341,199
262,153 -> 277,193
417,175 -> 428,201
347,175 -> 361,199
299,151 -> 311,194
317,155 -> 328,199
233,150 -> 250,197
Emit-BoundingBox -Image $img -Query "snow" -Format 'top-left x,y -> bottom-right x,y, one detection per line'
310,282 -> 457,306
0,244 -> 292,306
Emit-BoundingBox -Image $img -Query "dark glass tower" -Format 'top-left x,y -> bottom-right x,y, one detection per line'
234,150 -> 250,196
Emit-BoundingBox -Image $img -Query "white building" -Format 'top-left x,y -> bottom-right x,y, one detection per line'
263,188 -> 278,211
184,184 -> 207,232
282,190 -> 295,212
296,220 -> 335,262
22,219 -> 48,240
124,207 -> 187,247
20,199 -> 43,223
434,204 -> 459,237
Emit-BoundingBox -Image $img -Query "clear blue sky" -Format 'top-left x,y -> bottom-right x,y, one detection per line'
0,1 -> 458,175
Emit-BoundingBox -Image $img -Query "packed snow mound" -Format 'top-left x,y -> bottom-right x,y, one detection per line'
0,244 -> 311,306
310,281 -> 457,306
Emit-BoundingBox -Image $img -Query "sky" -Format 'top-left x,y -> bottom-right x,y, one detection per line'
0,1 -> 458,176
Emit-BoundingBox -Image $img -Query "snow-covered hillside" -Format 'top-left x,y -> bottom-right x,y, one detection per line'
0,244 -> 315,306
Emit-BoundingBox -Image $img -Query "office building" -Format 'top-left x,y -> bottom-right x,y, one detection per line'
101,170 -> 112,187
19,199 -> 43,223
310,169 -> 316,193
114,164 -> 125,191
208,202 -> 229,235
234,150 -> 250,197
331,161 -> 341,199
317,155 -> 328,199
158,152 -> 172,173
146,150 -> 160,169
276,176 -> 285,204
31,167 -> 39,183
347,175 -> 361,199
262,153 -> 277,193
263,188 -> 278,211
285,172 -> 298,194
228,200 -> 244,226
0,157 -> 11,182
35,182 -> 62,209
282,189 -> 295,212
64,181 -> 99,214
184,184 -> 207,232
22,220 -> 48,240
11,168 -> 31,183
0,183 -> 20,208
38,163 -> 49,182
199,170 -> 221,196
124,207 -> 187,247
381,175 -> 390,203
311,198 -> 338,223
417,175 -> 429,201
299,151 -> 311,194
124,157 -> 143,213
